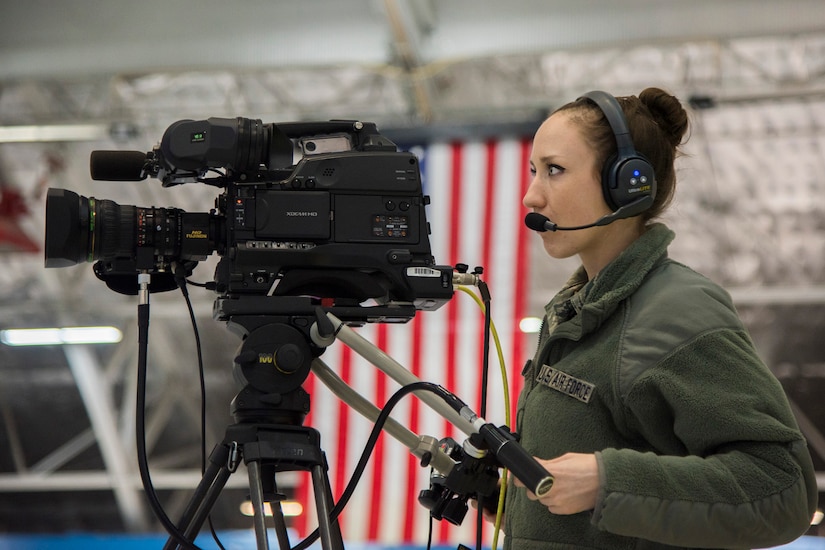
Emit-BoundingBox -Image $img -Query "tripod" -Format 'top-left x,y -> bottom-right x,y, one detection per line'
163,420 -> 343,550
164,313 -> 345,550
161,306 -> 554,550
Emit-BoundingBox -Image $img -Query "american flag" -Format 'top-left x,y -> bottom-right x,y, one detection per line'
292,137 -> 535,547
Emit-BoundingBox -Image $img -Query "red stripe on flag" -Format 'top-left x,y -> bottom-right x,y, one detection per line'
366,324 -> 388,539
438,141 -> 466,543
293,372 -> 314,537
481,140 -> 497,279
403,314 -> 423,542
333,346 -> 353,534
510,137 -> 533,424
478,141 -> 499,543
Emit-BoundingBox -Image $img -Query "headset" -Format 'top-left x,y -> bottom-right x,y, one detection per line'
581,90 -> 656,218
524,91 -> 657,232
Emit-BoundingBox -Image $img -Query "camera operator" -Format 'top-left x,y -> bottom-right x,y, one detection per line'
500,88 -> 817,548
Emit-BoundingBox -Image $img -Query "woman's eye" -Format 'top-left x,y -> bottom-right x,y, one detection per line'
529,164 -> 563,176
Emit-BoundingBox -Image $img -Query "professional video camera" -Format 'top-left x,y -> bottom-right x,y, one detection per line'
41,118 -> 554,550
44,117 -> 455,323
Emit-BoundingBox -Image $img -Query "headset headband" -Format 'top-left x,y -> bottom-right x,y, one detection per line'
580,91 -> 636,158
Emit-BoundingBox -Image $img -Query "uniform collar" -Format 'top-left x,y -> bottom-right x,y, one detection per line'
544,224 -> 675,338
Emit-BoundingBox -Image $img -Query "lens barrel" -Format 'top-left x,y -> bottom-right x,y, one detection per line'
45,188 -> 91,267
44,188 -> 189,268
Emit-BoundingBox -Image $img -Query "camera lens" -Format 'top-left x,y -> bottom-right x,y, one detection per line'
45,188 -> 92,267
44,188 -> 179,268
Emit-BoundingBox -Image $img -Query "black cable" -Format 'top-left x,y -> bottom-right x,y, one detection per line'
135,299 -> 202,550
478,279 -> 492,419
292,381 -> 458,550
174,268 -> 226,550
477,278 -> 493,550
427,509 -> 434,550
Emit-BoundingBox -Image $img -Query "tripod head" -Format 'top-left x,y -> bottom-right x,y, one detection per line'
229,316 -> 317,425
217,292 -> 422,425
219,300 -> 338,426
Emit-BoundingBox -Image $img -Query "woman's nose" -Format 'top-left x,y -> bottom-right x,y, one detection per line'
522,177 -> 542,209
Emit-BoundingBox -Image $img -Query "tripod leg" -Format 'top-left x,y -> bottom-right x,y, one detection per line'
310,464 -> 345,550
247,460 -> 272,550
322,468 -> 345,550
267,477 -> 293,550
164,444 -> 232,550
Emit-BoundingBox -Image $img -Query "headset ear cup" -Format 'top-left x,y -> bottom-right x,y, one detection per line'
582,90 -> 658,221
600,153 -> 621,211
603,155 -> 656,218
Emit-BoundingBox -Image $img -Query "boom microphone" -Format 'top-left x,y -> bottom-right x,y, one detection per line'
90,150 -> 150,181
524,196 -> 650,232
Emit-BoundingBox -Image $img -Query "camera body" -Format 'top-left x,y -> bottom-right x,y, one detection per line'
215,148 -> 442,304
45,118 -> 454,322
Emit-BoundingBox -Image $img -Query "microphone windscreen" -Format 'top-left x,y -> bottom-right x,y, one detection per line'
90,151 -> 148,181
525,212 -> 550,232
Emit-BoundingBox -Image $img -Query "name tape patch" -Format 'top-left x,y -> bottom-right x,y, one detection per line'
536,364 -> 595,404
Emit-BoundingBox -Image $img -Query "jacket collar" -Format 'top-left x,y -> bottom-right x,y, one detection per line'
544,223 -> 675,340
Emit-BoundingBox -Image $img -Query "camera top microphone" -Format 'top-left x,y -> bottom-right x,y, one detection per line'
90,150 -> 150,181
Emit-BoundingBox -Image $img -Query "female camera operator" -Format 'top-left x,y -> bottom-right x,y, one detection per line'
501,87 -> 817,549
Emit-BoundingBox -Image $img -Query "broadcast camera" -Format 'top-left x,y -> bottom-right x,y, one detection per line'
44,117 -> 455,323
41,118 -> 554,550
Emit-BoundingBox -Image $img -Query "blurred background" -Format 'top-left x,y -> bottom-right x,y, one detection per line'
0,1 -> 824,548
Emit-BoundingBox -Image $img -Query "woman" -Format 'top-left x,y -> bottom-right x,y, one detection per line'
506,88 -> 817,548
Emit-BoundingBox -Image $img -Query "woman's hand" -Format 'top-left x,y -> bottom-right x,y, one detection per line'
513,452 -> 599,515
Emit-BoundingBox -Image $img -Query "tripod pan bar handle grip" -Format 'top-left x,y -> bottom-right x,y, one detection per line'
478,423 -> 554,498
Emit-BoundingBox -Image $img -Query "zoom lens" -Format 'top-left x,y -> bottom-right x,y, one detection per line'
44,188 -> 186,268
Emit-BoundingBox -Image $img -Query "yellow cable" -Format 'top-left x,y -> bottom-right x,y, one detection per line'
457,284 -> 512,548
456,285 -> 510,424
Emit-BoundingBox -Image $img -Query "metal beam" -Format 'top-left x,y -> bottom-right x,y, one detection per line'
729,286 -> 825,305
0,469 -> 272,491
63,344 -> 150,531
0,400 -> 27,473
30,428 -> 97,474
382,0 -> 436,122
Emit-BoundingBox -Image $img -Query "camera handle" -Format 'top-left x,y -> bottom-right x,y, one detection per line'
158,306 -> 551,550
312,313 -> 555,499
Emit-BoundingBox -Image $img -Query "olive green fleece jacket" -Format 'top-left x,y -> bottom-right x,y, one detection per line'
504,223 -> 816,549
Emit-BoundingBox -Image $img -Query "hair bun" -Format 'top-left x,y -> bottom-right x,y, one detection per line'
639,87 -> 688,148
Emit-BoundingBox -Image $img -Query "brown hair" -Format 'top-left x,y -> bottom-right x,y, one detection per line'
555,87 -> 689,221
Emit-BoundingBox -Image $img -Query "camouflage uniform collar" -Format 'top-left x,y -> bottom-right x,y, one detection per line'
542,224 -> 675,336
